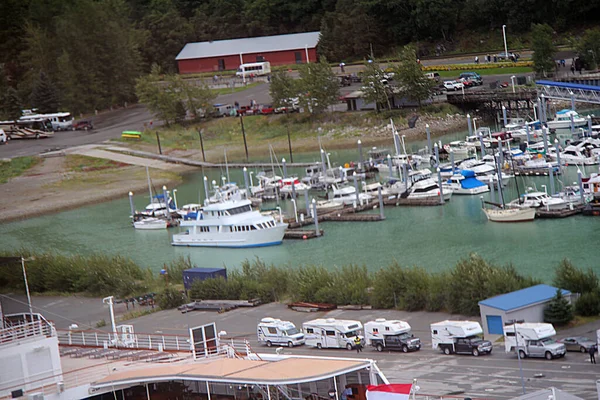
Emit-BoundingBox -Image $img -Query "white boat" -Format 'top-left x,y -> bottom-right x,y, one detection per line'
363,182 -> 393,197
397,178 -> 453,201
209,182 -> 247,203
553,186 -> 591,207
443,170 -> 489,195
172,199 -> 287,248
443,141 -> 476,160
315,200 -> 345,213
331,184 -> 372,205
482,206 -> 536,222
547,145 -> 598,165
508,191 -> 568,211
279,177 -> 310,196
547,109 -> 587,130
133,217 -> 168,230
178,203 -> 202,219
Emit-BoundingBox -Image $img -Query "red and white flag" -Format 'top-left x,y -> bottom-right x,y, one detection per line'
366,384 -> 413,400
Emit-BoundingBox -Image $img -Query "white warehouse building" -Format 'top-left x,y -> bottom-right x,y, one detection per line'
478,284 -> 573,339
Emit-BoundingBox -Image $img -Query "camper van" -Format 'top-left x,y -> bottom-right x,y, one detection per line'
257,317 -> 305,347
431,320 -> 493,356
504,322 -> 566,360
303,318 -> 363,350
364,318 -> 421,352
236,62 -> 271,78
19,112 -> 73,131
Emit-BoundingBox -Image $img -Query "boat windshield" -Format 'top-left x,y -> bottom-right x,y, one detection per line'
284,328 -> 300,335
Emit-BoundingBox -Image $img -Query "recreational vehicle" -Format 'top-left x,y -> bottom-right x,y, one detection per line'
257,317 -> 305,347
364,318 -> 421,352
236,62 -> 271,78
19,112 -> 73,131
302,318 -> 363,350
504,322 -> 566,360
431,320 -> 493,356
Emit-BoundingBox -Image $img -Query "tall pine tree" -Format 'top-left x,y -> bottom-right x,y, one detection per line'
30,71 -> 59,113
544,289 -> 574,326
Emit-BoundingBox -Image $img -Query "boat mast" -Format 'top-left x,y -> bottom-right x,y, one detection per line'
510,154 -> 521,204
146,166 -> 153,204
224,148 -> 230,182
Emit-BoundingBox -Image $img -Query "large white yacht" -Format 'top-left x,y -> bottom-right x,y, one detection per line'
172,199 -> 287,248
547,109 -> 587,130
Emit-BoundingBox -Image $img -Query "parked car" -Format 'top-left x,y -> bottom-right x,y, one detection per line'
557,336 -> 597,352
72,120 -> 94,131
259,105 -> 275,115
0,129 -> 8,144
338,75 -> 352,87
459,78 -> 474,88
459,72 -> 483,85
496,52 -> 520,61
443,80 -> 464,91
426,72 -> 440,82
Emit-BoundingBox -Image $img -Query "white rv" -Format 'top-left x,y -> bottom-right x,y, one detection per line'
431,320 -> 493,356
302,318 -> 363,350
364,318 -> 421,352
504,322 -> 566,359
19,112 -> 73,131
257,317 -> 305,347
236,62 -> 271,78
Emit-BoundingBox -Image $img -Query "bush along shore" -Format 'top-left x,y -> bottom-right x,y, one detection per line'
2,251 -> 599,318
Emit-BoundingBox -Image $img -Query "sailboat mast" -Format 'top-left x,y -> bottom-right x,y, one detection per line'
146,166 -> 153,203
224,148 -> 230,182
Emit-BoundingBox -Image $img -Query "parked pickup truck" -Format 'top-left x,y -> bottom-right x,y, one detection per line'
440,337 -> 493,356
371,333 -> 421,353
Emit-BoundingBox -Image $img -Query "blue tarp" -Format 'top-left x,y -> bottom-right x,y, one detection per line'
460,170 -> 486,189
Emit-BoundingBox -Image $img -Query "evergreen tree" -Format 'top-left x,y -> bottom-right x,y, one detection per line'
360,61 -> 391,111
553,258 -> 598,294
394,45 -> 434,107
531,23 -> 557,77
576,28 -> 600,70
3,87 -> 23,120
543,289 -> 574,326
296,57 -> 339,114
30,71 -> 59,113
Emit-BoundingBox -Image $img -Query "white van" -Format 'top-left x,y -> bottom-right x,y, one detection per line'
19,112 -> 73,131
0,129 -> 7,144
236,62 -> 271,78
257,317 -> 305,347
302,318 -> 363,350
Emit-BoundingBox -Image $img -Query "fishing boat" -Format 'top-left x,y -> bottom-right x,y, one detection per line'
444,170 -> 489,195
172,198 -> 287,248
133,217 -> 168,230
547,109 -> 587,130
508,190 -> 569,210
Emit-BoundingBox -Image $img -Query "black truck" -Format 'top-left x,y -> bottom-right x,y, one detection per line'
370,332 -> 421,353
439,336 -> 493,356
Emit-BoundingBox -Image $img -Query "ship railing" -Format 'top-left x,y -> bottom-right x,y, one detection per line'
219,338 -> 262,360
56,329 -> 192,352
0,319 -> 55,346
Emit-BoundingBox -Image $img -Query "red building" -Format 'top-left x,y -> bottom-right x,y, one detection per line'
176,32 -> 320,74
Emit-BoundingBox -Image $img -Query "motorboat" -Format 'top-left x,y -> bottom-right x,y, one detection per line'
508,190 -> 568,210
209,182 -> 247,203
375,154 -> 423,174
547,145 -> 598,165
141,194 -> 177,217
363,181 -> 393,198
250,174 -> 281,197
443,141 -> 477,160
133,217 -> 168,230
172,198 -> 287,248
330,184 -> 372,205
396,178 -> 453,201
581,173 -> 600,199
547,109 -> 587,130
443,170 -> 489,195
279,177 -> 310,196
315,200 -> 345,213
553,186 -> 591,207
178,203 -> 202,219
482,206 -> 536,222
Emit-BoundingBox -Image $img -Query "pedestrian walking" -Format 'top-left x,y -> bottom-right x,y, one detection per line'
589,345 -> 596,364
339,62 -> 346,73
571,64 -> 576,75
475,56 -> 479,64
354,336 -> 362,353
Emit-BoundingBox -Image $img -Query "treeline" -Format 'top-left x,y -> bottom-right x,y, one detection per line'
3,0 -> 600,118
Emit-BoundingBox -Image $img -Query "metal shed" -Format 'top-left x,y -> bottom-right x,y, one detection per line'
478,284 -> 572,338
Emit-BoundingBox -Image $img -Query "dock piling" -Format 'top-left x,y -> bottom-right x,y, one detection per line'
467,114 -> 472,137
578,170 -> 585,205
542,127 -> 549,156
436,168 -> 444,205
549,165 -> 555,195
387,154 -> 393,179
554,139 -> 561,169
478,133 -> 485,159
588,115 -> 593,137
357,140 -> 363,171
489,177 -> 495,204
243,168 -> 249,193
570,114 -> 575,135
541,94 -> 547,123
434,143 -> 439,167
203,176 -> 209,205
282,158 -> 287,178
128,192 -> 135,218
450,149 -> 455,175
353,172 -> 359,205
378,187 -> 384,219
305,189 -> 310,214
162,186 -> 171,221
502,105 -> 508,128
312,199 -> 320,237
320,149 -> 327,178
426,124 -> 432,154
291,180 -> 296,200
571,94 -> 576,111
525,123 -> 531,143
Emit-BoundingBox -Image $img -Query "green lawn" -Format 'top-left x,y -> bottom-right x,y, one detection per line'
0,156 -> 40,184
435,66 -> 534,78
211,82 -> 262,95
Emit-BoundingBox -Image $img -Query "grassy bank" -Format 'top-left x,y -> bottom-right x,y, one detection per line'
120,104 -> 462,154
0,156 -> 41,184
211,82 -> 262,95
434,66 -> 534,78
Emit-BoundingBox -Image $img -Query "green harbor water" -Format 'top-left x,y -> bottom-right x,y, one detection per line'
2,130 -> 600,281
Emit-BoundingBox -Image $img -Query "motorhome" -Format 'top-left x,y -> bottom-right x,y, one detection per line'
303,318 -> 363,350
236,62 -> 271,78
19,112 -> 73,131
364,318 -> 421,352
504,322 -> 566,360
257,317 -> 305,347
431,320 -> 493,356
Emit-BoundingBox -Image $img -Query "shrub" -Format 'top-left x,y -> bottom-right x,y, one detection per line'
544,289 -> 574,326
157,286 -> 188,309
553,259 -> 599,294
575,291 -> 600,317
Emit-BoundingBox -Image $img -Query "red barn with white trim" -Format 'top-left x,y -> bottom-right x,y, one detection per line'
176,32 -> 320,74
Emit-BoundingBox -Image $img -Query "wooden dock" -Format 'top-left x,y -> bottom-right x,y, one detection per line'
446,89 -> 537,115
383,197 -> 443,206
536,205 -> 584,218
320,213 -> 383,222
284,229 -> 323,239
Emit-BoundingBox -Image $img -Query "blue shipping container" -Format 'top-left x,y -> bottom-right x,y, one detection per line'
183,268 -> 227,290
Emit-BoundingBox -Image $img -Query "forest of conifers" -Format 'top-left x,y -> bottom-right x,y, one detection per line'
1,0 -> 600,115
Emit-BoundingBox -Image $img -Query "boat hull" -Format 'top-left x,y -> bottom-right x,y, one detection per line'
483,207 -> 536,222
171,224 -> 287,248
134,220 -> 168,230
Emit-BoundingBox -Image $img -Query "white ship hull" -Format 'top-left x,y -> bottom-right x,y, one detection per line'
547,118 -> 587,130
483,207 -> 536,222
172,223 -> 287,248
133,218 -> 167,230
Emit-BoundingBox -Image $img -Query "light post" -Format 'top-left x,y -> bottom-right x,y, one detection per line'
510,76 -> 516,93
506,319 -> 526,394
502,25 -> 508,60
21,257 -> 34,320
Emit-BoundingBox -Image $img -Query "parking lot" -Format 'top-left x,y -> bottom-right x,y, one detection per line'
4,295 -> 598,400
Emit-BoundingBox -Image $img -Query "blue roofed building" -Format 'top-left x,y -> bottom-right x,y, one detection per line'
478,284 -> 573,338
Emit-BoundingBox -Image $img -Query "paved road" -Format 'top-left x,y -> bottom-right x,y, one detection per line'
4,295 -> 599,399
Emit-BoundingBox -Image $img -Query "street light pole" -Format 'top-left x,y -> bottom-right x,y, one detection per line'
21,257 -> 34,321
506,319 -> 526,394
502,25 -> 508,59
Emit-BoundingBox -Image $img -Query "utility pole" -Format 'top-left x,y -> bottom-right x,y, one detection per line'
240,115 -> 249,162
286,122 -> 294,163
155,132 -> 162,155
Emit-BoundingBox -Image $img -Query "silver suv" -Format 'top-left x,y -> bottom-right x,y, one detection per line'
520,338 -> 566,360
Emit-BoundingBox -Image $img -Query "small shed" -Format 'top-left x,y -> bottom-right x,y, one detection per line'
183,268 -> 227,291
478,284 -> 572,338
